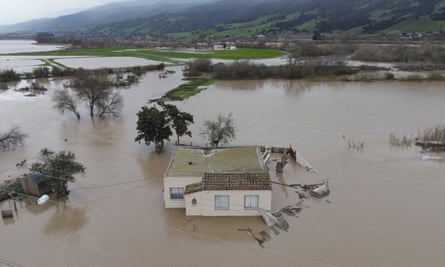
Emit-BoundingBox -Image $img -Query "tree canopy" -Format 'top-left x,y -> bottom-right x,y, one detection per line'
61,69 -> 123,118
135,106 -> 173,153
52,90 -> 80,119
201,113 -> 235,147
159,102 -> 194,145
30,148 -> 85,196
135,103 -> 194,152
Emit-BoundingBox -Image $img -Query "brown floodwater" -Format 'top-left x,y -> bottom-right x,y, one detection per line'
1,68 -> 445,266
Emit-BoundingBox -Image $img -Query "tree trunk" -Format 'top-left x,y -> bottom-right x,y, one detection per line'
155,140 -> 164,153
89,105 -> 94,118
75,112 -> 80,120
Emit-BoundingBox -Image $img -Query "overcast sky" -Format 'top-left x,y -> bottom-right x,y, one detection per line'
0,0 -> 129,25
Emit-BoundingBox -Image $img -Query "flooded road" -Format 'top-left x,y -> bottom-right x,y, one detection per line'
1,66 -> 445,265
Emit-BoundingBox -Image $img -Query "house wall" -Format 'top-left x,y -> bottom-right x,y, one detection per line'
184,190 -> 272,216
184,191 -> 203,216
164,176 -> 201,208
20,177 -> 41,196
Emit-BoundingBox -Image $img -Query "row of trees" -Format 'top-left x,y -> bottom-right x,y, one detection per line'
0,67 -> 77,83
135,102 -> 235,153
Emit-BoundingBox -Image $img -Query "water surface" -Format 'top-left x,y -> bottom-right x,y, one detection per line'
1,70 -> 444,266
0,40 -> 65,53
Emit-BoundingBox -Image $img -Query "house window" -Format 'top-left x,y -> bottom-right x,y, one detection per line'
215,195 -> 229,210
170,187 -> 184,200
244,195 -> 259,209
192,198 -> 197,205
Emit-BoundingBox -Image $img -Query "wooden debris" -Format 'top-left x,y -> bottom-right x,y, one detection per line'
1,209 -> 13,218
238,227 -> 265,248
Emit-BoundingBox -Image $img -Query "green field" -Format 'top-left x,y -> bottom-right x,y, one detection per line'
156,78 -> 215,101
10,47 -> 285,62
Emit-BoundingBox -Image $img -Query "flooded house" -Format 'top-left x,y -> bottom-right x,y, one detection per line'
20,173 -> 49,196
164,146 -> 272,216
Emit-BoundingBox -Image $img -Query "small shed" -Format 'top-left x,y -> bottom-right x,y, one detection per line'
20,173 -> 49,196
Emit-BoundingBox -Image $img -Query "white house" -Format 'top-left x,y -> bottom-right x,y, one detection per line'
163,146 -> 272,216
212,42 -> 237,51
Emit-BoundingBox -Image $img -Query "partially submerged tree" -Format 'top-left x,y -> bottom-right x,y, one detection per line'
159,102 -> 194,144
64,69 -> 123,118
201,113 -> 235,147
184,58 -> 212,76
52,90 -> 80,119
30,148 -> 85,196
0,69 -> 20,82
0,127 -> 27,151
95,91 -> 124,118
135,106 -> 172,153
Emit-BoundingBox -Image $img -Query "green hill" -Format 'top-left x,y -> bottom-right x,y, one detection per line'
4,0 -> 445,37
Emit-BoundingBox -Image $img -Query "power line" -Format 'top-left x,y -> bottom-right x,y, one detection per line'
168,227 -> 334,267
70,178 -> 147,190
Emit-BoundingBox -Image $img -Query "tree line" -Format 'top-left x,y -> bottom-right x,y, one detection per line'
184,58 -> 363,80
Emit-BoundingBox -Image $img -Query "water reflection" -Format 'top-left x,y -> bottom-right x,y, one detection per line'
164,208 -> 269,243
215,80 -> 268,91
214,79 -> 325,97
1,68 -> 445,265
2,217 -> 15,225
44,205 -> 88,237
274,80 -> 317,95
0,40 -> 65,53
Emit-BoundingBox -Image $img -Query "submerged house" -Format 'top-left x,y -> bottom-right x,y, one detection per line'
164,146 -> 272,216
20,173 -> 49,196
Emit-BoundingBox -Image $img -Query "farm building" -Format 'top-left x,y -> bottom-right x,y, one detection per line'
163,146 -> 272,216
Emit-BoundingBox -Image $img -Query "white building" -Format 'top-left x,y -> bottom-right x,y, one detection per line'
163,146 -> 272,216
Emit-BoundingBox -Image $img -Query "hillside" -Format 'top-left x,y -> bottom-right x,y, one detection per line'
2,0 -> 445,37
72,0 -> 445,37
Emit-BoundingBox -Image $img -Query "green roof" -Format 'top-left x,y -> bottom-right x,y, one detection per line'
166,146 -> 266,177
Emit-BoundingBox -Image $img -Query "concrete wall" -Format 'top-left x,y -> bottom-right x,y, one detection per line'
184,190 -> 272,216
163,176 -> 201,208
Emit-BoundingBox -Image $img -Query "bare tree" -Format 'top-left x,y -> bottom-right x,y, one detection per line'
65,69 -> 115,118
52,90 -> 81,119
0,127 -> 27,151
201,113 -> 235,147
95,91 -> 124,117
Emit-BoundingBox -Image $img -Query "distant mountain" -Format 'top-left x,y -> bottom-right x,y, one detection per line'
0,0 -> 212,33
76,0 -> 311,37
2,0 -> 445,37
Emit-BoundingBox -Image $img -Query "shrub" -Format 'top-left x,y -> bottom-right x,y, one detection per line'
184,58 -> 212,76
33,67 -> 50,78
0,69 -> 20,82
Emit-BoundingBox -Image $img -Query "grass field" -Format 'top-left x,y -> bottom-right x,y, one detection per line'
11,47 -> 285,62
156,77 -> 215,101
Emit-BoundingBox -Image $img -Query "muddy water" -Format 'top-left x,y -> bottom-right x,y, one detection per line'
1,69 -> 445,266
